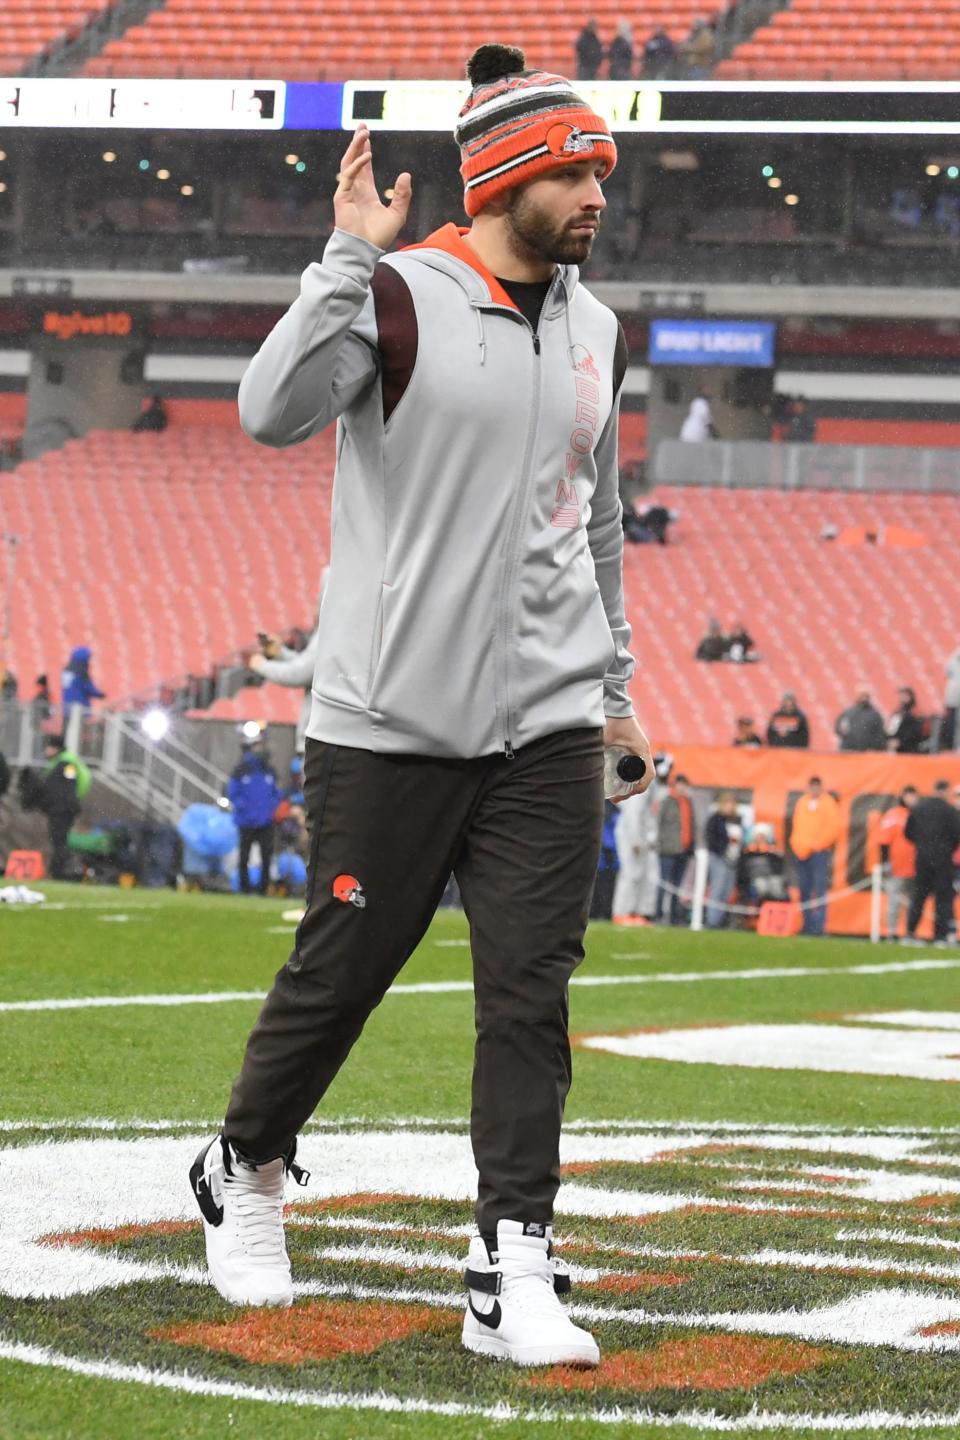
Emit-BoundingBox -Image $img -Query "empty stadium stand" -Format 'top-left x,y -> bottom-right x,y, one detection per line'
0,0 -> 117,75
0,422 -> 333,726
717,0 -> 960,80
83,0 -> 712,81
3,413 -> 958,748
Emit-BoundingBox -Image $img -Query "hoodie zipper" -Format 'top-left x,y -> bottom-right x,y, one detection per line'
474,301 -> 546,759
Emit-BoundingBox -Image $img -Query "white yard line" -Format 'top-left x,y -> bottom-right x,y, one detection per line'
5,1336 -> 960,1430
3,957 -> 958,1013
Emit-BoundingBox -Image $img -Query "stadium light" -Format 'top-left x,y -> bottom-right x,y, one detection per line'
102,150 -> 116,163
761,165 -> 774,177
295,161 -> 306,173
926,163 -> 941,176
284,153 -> 298,164
156,168 -> 170,180
949,166 -> 960,180
767,177 -> 783,189
180,184 -> 194,196
785,193 -> 799,205
0,151 -> 6,161
141,708 -> 171,743
0,184 -> 7,194
138,158 -> 150,171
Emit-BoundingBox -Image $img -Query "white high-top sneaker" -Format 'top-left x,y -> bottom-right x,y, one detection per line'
461,1219 -> 600,1366
189,1134 -> 307,1308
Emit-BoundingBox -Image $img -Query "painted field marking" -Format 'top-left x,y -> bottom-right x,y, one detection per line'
10,1335 -> 960,1433
3,958 -> 958,1014
850,1011 -> 960,1030
97,915 -> 130,924
6,1127 -> 960,1351
580,1020 -> 960,1084
608,957 -> 955,977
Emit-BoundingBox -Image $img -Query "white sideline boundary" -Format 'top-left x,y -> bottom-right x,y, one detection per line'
1,957 -> 957,1012
3,1336 -> 960,1432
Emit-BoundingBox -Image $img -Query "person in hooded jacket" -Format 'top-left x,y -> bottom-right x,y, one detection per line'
835,686 -> 886,752
190,43 -> 653,1372
61,646 -> 105,711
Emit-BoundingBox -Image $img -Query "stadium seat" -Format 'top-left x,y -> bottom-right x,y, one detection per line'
717,0 -> 960,79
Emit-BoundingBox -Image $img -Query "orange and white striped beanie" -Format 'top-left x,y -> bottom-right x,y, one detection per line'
455,44 -> 617,218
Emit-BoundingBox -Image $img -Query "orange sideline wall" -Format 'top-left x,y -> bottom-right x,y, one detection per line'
667,746 -> 960,936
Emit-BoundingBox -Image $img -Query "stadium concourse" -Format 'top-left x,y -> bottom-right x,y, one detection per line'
3,401 -> 958,744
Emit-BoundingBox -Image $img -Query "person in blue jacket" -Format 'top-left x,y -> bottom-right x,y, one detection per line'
61,646 -> 105,711
226,730 -> 282,895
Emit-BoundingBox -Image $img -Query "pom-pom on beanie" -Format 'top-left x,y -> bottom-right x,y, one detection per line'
455,44 -> 617,218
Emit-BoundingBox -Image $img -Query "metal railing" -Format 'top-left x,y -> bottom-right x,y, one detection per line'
654,439 -> 960,494
0,700 -> 228,826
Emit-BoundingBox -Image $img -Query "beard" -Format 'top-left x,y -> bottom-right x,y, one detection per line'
504,189 -> 600,266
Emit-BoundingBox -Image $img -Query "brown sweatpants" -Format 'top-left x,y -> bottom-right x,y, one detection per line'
223,726 -> 604,1233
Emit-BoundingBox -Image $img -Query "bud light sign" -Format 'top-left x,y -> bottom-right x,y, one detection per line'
649,319 -> 776,368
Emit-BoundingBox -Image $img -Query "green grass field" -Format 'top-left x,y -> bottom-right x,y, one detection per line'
3,884 -> 960,1439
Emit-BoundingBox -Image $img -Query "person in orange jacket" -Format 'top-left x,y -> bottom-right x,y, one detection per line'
790,776 -> 841,936
878,786 -> 918,940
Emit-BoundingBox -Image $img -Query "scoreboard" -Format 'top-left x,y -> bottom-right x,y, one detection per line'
2,77 -> 960,134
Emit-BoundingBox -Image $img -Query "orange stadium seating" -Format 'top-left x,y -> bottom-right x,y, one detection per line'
717,0 -> 960,81
624,486 -> 959,747
83,0 -> 710,80
3,421 -> 958,746
0,424 -> 334,725
0,0 -> 116,74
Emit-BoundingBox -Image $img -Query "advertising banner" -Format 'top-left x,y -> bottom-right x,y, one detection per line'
649,319 -> 776,368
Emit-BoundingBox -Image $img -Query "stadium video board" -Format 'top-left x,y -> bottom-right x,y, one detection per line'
2,78 -> 960,134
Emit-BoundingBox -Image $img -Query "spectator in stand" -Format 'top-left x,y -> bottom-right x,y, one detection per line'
887,686 -> 925,754
790,776 -> 841,937
625,501 -> 676,545
695,617 -> 728,662
904,779 -> 960,945
683,17 -> 717,76
574,18 -> 604,79
785,397 -> 815,443
656,772 -> 696,925
607,20 -> 634,78
643,27 -> 676,77
133,394 -> 169,433
732,715 -> 762,747
705,790 -> 743,928
835,685 -> 886,752
0,666 -> 17,700
32,673 -> 52,722
61,646 -> 105,712
226,729 -> 283,896
879,786 -> 918,941
942,642 -> 960,750
680,387 -> 717,442
726,619 -> 757,664
766,691 -> 810,748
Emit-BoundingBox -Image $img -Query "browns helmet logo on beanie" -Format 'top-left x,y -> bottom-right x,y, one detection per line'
455,43 -> 617,218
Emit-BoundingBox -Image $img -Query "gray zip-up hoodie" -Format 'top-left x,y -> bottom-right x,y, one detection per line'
239,222 -> 635,759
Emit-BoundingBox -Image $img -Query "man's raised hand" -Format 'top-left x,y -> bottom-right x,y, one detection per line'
334,125 -> 412,251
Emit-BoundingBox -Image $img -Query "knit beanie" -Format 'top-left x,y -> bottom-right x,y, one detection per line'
455,44 -> 617,218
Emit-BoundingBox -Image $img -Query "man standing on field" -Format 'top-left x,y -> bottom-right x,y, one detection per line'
190,43 -> 652,1369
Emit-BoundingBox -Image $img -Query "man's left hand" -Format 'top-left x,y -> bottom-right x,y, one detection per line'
604,715 -> 654,800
